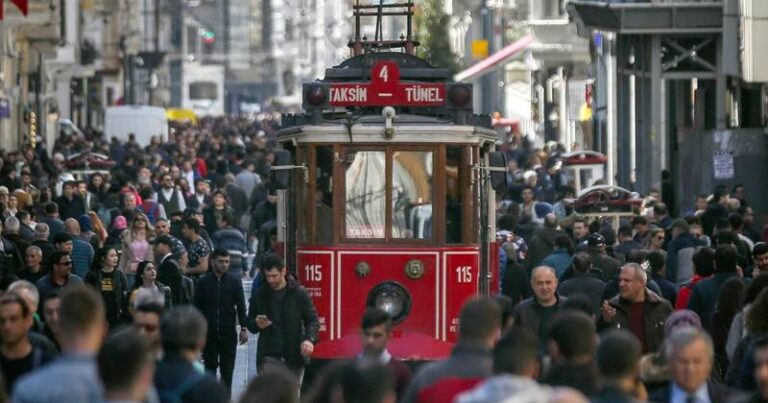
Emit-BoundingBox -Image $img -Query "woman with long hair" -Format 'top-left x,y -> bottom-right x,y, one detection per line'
117,212 -> 154,285
85,246 -> 128,329
726,287 -> 768,386
87,211 -> 109,249
128,261 -> 172,310
710,276 -> 746,378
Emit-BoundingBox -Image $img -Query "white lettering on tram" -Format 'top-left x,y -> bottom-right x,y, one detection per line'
405,86 -> 444,103
330,86 -> 368,103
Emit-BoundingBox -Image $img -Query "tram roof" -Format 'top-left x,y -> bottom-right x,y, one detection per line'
276,114 -> 497,145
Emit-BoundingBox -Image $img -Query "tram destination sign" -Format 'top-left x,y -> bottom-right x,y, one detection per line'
328,61 -> 446,107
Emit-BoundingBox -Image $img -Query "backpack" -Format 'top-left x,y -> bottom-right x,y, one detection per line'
142,200 -> 161,224
157,372 -> 206,403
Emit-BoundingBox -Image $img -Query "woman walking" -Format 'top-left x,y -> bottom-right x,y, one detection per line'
85,246 -> 128,328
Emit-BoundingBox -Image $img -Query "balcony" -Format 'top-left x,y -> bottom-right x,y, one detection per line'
10,0 -> 62,44
567,0 -> 724,34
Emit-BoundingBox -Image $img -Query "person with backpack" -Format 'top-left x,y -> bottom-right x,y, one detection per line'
153,306 -> 227,403
85,246 -> 128,329
0,291 -> 55,395
139,187 -> 166,225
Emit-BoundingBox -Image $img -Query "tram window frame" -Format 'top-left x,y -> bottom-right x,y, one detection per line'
342,148 -> 388,241
310,145 -> 335,244
391,149 -> 435,240
445,145 -> 471,244
335,145 -> 447,245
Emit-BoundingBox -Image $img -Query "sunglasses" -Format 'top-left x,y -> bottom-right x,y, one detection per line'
656,236 -> 665,240
58,261 -> 72,266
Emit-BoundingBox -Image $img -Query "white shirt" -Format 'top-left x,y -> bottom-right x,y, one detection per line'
671,382 -> 710,403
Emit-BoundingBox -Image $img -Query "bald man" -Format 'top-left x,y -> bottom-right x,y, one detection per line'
512,266 -> 568,346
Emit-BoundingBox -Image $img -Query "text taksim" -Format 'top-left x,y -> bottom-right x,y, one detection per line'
330,86 -> 367,103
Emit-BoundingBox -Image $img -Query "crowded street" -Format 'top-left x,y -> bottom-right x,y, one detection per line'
1,1 -> 768,403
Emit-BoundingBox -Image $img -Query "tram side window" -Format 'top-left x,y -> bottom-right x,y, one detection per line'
345,151 -> 386,239
392,151 -> 433,239
315,146 -> 334,244
446,146 -> 464,244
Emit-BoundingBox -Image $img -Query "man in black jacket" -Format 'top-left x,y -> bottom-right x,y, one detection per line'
247,254 -> 319,385
193,248 -> 247,393
558,252 -> 606,316
512,265 -> 567,347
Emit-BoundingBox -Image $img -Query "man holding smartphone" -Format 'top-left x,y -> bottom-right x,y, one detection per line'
247,255 -> 319,385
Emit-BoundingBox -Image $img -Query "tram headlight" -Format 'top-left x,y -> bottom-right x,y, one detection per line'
367,282 -> 412,324
448,84 -> 472,108
305,84 -> 327,106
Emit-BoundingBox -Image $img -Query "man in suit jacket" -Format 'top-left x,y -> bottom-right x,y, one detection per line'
649,327 -> 736,403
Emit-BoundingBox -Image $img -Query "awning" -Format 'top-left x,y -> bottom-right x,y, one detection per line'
454,33 -> 536,82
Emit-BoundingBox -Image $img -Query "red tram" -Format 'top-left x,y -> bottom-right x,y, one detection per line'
269,1 -> 505,361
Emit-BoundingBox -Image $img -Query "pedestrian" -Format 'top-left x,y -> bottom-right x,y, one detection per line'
557,252 -> 606,316
542,311 -> 600,396
525,213 -> 561,269
647,250 -> 679,305
193,248 -> 248,392
117,212 -> 154,285
35,250 -> 84,302
97,328 -> 156,403
238,367 -> 298,403
402,297 -> 500,403
587,232 -> 622,281
211,211 -> 247,278
730,336 -> 768,403
541,234 -> 573,279
182,217 -> 210,278
202,190 -> 234,236
0,292 -> 55,395
132,296 -> 165,358
153,306 -> 228,403
152,235 -> 189,305
157,173 -> 186,217
12,285 -> 107,403
648,327 -> 735,403
359,308 -> 412,399
512,265 -> 568,346
676,247 -> 715,310
154,218 -> 189,270
591,330 -> 645,403
688,244 -> 742,330
17,246 -> 44,284
128,261 -> 172,309
246,254 -> 319,386
40,290 -> 62,351
710,276 -> 746,377
666,219 -> 705,285
752,242 -> 768,278
84,246 -> 128,329
599,263 -> 673,354
55,181 -> 85,221
63,218 -> 94,278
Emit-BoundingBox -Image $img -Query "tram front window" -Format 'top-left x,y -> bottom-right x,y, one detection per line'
392,151 -> 433,239
345,151 -> 386,238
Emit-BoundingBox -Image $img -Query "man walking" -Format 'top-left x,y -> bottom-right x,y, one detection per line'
599,263 -> 673,354
0,292 -> 55,394
13,286 -> 107,403
359,308 -> 412,398
193,249 -> 248,392
154,306 -> 228,403
157,173 -> 187,216
512,265 -> 568,345
35,251 -> 84,302
247,255 -> 319,385
402,297 -> 501,403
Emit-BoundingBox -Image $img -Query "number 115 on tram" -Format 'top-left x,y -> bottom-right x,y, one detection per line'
269,53 -> 508,362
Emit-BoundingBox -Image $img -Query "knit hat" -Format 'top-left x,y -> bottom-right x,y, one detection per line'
664,310 -> 702,338
112,216 -> 127,231
78,214 -> 92,232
